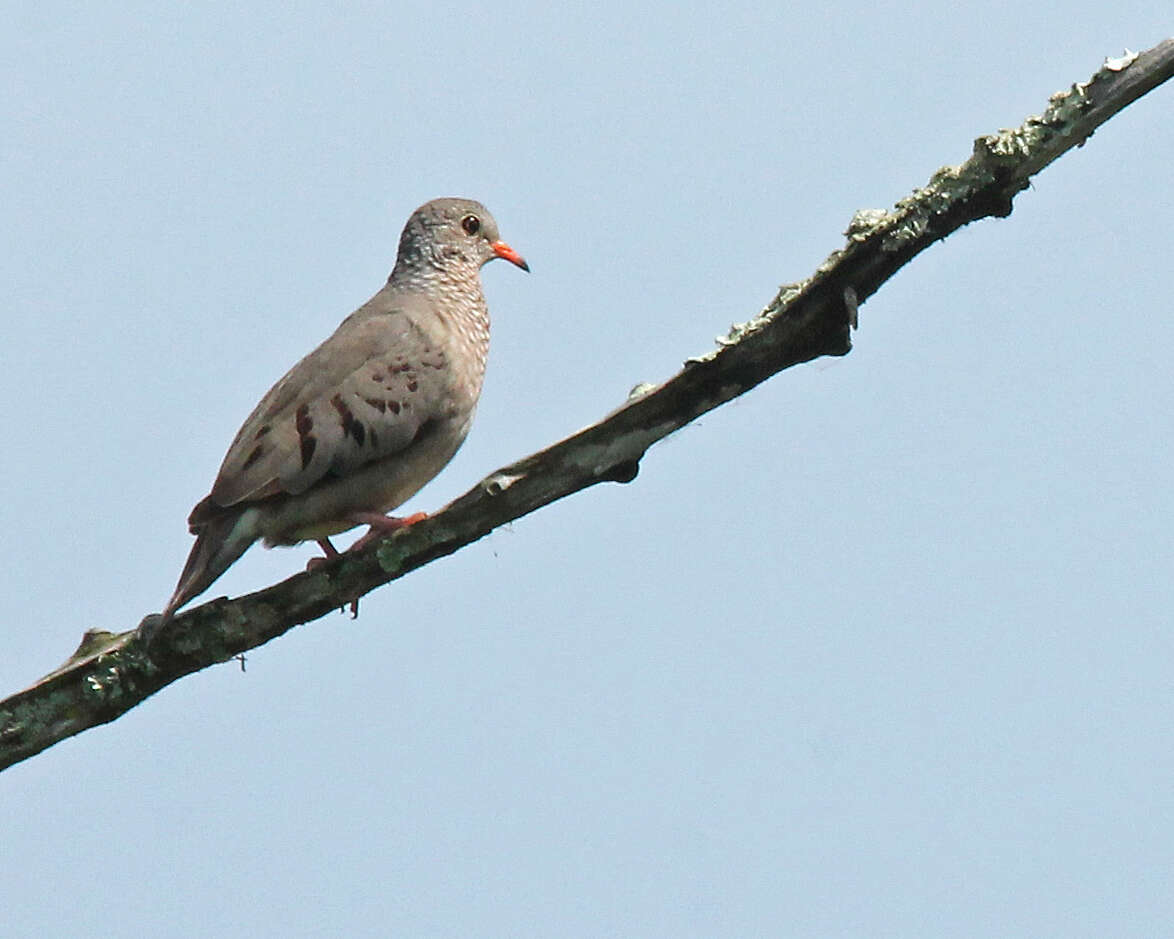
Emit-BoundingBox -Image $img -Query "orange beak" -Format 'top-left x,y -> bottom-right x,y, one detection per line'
491,240 -> 530,272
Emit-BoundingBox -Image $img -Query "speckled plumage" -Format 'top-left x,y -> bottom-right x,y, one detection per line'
154,198 -> 527,628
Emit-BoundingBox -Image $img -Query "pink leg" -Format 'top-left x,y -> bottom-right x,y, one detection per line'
304,537 -> 361,617
348,511 -> 428,551
340,513 -> 426,618
306,537 -> 341,571
302,515 -> 426,618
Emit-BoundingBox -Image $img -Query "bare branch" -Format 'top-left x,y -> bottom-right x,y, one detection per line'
3,40 -> 1172,773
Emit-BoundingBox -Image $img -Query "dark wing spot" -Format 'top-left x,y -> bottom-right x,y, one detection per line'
295,403 -> 315,469
241,444 -> 265,471
331,394 -> 367,447
364,396 -> 386,413
253,424 -> 272,440
300,435 -> 317,469
330,394 -> 353,432
370,373 -> 385,383
388,400 -> 401,415
295,404 -> 313,437
406,380 -> 418,393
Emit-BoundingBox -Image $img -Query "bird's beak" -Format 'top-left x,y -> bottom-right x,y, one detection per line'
491,240 -> 530,272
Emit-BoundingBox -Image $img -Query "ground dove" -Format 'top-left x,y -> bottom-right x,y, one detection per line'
151,198 -> 527,633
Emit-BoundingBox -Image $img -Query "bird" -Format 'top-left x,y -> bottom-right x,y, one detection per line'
149,197 -> 528,636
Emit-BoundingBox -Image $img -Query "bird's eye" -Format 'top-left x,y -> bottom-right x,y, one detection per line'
461,214 -> 481,236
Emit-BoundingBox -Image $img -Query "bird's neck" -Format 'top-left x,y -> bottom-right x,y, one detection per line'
389,260 -> 484,305
387,263 -> 491,388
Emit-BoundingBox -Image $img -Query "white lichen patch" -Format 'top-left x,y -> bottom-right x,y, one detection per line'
627,382 -> 658,400
845,209 -> 892,241
1103,49 -> 1138,72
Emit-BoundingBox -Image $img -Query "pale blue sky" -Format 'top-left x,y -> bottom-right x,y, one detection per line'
3,4 -> 1172,936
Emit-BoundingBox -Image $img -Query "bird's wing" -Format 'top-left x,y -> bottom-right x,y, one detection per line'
196,304 -> 452,519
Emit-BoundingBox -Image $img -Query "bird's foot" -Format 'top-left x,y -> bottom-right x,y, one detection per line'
306,537 -> 342,571
305,515 -> 425,617
348,511 -> 428,552
303,538 -> 360,616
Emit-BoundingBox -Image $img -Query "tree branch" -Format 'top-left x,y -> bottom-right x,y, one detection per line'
3,40 -> 1172,772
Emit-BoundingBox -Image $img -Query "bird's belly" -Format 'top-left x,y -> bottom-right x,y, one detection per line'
257,426 -> 465,546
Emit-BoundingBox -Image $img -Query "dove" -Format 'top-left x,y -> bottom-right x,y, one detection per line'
150,198 -> 527,635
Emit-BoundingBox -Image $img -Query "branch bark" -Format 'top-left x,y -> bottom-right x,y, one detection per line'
3,41 -> 1172,772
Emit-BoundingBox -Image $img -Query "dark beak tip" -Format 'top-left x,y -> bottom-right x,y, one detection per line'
491,240 -> 529,272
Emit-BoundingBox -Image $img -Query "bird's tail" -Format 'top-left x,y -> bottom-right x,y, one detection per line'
160,507 -> 260,625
